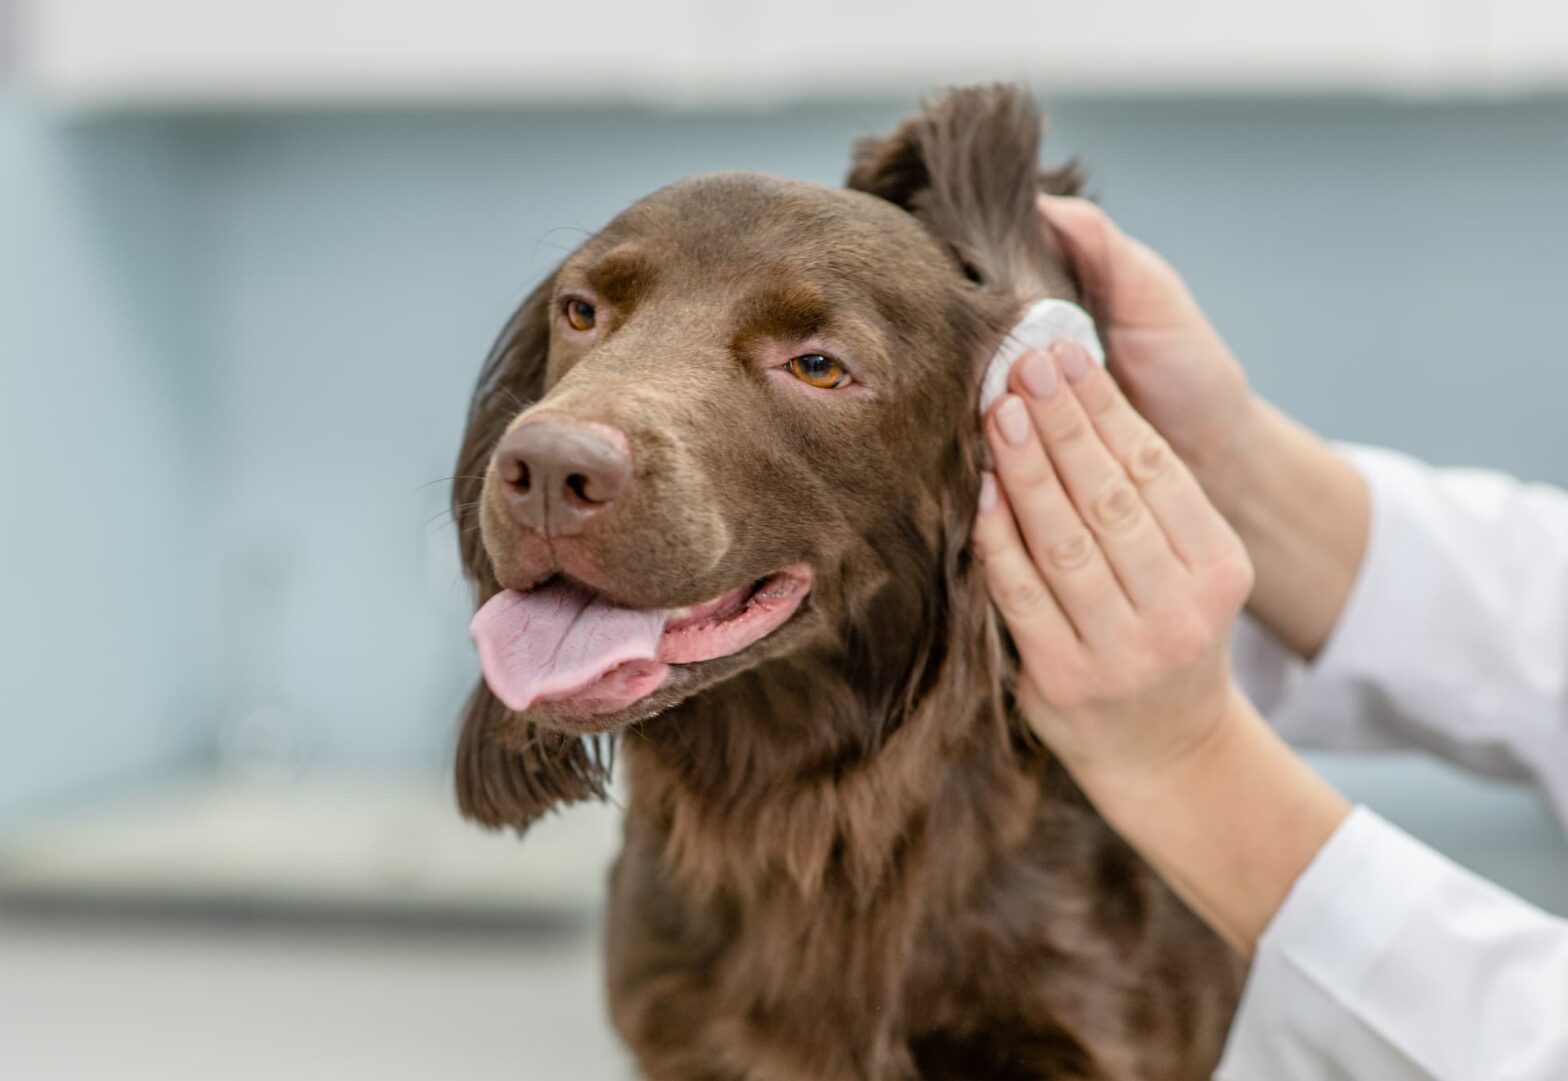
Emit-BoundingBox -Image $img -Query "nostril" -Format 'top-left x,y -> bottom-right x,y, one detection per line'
564,472 -> 594,505
500,455 -> 531,494
494,419 -> 629,531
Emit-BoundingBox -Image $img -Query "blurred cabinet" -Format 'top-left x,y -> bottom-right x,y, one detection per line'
22,0 -> 1568,108
1484,0 -> 1568,85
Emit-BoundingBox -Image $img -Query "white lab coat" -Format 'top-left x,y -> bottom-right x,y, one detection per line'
1216,445 -> 1568,1080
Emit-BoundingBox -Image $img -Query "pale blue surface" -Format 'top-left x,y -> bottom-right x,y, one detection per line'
2,96 -> 1566,884
0,106 -> 212,818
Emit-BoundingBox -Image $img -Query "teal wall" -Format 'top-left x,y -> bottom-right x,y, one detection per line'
0,105 -> 212,818
3,94 -> 1566,827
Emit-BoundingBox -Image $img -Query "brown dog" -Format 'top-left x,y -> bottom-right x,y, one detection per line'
452,85 -> 1243,1080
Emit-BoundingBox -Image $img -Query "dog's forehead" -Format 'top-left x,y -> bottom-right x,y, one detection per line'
592,171 -> 953,279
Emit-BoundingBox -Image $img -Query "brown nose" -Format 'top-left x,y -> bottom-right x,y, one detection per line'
493,420 -> 631,537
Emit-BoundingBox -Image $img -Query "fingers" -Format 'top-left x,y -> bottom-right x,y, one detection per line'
1001,350 -> 1185,611
1045,342 -> 1239,568
971,473 -> 1080,661
985,391 -> 1137,641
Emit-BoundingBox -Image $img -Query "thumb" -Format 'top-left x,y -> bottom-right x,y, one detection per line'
1039,194 -> 1203,332
1038,194 -> 1114,302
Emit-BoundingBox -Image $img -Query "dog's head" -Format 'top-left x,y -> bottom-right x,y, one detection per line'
454,85 -> 1082,829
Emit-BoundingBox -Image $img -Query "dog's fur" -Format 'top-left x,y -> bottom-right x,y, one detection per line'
452,86 -> 1243,1080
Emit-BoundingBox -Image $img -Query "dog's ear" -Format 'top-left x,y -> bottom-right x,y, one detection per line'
455,683 -> 612,830
453,273 -> 554,590
850,87 -> 1071,757
452,272 -> 613,832
846,84 -> 1083,302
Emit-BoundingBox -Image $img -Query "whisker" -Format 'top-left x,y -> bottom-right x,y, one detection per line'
529,224 -> 592,261
416,475 -> 488,494
431,501 -> 483,527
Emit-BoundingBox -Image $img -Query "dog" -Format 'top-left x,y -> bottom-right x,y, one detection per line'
452,85 -> 1243,1081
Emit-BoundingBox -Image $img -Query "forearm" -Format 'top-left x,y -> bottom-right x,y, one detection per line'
1228,400 -> 1370,660
1218,805 -> 1568,1081
1075,686 -> 1350,956
1232,439 -> 1568,807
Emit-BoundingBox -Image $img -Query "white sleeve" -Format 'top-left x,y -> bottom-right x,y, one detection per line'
1232,445 -> 1568,825
1214,806 -> 1568,1081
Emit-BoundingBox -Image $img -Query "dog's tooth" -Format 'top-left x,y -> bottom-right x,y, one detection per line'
668,606 -> 694,621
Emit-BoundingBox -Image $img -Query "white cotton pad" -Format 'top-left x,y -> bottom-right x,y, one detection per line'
977,298 -> 1106,416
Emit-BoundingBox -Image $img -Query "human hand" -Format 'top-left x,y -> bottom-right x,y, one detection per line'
973,342 -> 1255,781
1040,195 -> 1258,519
973,346 -> 1351,954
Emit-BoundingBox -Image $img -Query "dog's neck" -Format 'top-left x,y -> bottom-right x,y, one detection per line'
621,565 -> 1047,905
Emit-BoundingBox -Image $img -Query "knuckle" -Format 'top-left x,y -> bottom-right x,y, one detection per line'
1155,612 -> 1214,666
970,530 -> 995,563
1011,453 -> 1057,494
1208,549 -> 1256,606
995,577 -> 1054,622
1046,531 -> 1096,572
1076,374 -> 1118,417
1041,406 -> 1090,444
1091,482 -> 1143,532
1127,433 -> 1174,484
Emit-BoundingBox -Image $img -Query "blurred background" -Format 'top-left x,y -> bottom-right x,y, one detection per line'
1,1 -> 1565,1078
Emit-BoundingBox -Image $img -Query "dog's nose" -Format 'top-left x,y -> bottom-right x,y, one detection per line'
494,420 -> 631,537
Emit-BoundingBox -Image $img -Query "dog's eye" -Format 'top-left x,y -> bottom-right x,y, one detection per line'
786,353 -> 851,389
563,298 -> 597,332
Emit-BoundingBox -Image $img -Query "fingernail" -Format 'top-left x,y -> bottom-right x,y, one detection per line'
978,472 -> 997,514
996,396 -> 1030,447
1053,341 -> 1090,382
1016,351 -> 1059,399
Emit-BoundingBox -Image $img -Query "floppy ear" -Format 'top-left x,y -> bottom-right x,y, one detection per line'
453,274 -> 553,589
455,682 -> 613,830
846,83 -> 1083,303
452,272 -> 613,831
849,86 -> 1075,753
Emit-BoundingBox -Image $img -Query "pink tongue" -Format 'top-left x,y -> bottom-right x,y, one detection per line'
469,582 -> 670,713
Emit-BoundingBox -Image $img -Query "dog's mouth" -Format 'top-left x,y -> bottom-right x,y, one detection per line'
469,564 -> 813,718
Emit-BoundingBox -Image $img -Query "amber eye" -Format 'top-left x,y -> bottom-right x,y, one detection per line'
786,353 -> 851,389
563,298 -> 596,331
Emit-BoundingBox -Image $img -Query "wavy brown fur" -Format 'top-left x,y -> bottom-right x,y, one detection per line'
451,85 -> 1243,1079
453,279 -> 615,822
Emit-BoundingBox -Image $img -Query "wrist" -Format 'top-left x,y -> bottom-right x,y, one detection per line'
1071,685 -> 1351,955
1210,393 -> 1286,529
1069,682 -> 1255,818
1227,402 -> 1370,659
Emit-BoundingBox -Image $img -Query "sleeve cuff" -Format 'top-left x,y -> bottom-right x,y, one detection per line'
1254,806 -> 1448,989
1218,806 -> 1568,1081
1303,446 -> 1429,703
1258,444 -> 1437,751
1215,806 -> 1450,1080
